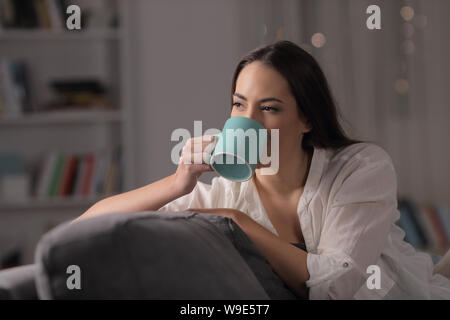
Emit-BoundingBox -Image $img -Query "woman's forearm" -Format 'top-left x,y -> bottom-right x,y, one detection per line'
187,208 -> 311,298
73,174 -> 186,223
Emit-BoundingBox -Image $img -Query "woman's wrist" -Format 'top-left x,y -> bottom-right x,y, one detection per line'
168,173 -> 190,197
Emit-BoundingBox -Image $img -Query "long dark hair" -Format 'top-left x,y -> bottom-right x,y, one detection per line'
231,40 -> 359,151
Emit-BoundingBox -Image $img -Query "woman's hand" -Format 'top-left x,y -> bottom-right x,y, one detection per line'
189,206 -> 309,298
187,207 -> 250,225
173,135 -> 217,195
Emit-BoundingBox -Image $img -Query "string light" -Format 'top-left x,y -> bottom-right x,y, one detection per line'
400,6 -> 415,21
262,24 -> 268,36
275,27 -> 284,41
402,39 -> 415,55
402,22 -> 415,38
311,33 -> 326,48
395,79 -> 409,94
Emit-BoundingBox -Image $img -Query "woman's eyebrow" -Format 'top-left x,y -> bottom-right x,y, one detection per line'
233,93 -> 283,103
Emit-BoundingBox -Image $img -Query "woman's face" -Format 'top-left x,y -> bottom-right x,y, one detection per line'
230,61 -> 310,160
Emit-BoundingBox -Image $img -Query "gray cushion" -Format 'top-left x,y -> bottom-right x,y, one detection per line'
34,211 -> 271,299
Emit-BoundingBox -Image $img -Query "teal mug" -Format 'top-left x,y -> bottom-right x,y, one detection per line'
209,116 -> 267,182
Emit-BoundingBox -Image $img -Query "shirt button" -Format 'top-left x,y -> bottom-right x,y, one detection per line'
343,262 -> 349,268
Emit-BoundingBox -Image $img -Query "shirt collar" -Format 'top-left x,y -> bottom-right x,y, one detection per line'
299,146 -> 328,209
243,146 -> 328,212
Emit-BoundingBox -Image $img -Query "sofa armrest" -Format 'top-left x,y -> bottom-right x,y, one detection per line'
34,210 -> 270,299
0,264 -> 38,300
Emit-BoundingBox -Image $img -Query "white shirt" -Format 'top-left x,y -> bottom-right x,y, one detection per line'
158,142 -> 450,299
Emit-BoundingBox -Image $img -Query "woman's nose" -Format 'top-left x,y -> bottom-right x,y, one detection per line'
242,106 -> 262,124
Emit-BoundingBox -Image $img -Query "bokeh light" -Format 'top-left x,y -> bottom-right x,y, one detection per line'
400,6 -> 415,21
262,24 -> 268,36
395,79 -> 409,94
402,40 -> 415,55
402,23 -> 415,38
276,27 -> 284,41
311,33 -> 326,48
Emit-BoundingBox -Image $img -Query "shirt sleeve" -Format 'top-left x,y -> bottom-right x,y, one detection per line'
157,177 -> 222,212
305,144 -> 399,300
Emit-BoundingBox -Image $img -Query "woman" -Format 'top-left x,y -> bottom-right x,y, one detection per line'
76,40 -> 450,299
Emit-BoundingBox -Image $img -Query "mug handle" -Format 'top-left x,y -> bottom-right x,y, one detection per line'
206,133 -> 221,166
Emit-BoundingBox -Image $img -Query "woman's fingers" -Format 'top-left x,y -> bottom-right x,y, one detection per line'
183,136 -> 217,165
186,208 -> 238,219
191,135 -> 216,144
187,136 -> 217,150
181,149 -> 213,165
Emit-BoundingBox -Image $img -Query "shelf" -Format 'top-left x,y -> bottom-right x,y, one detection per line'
0,109 -> 122,126
0,28 -> 121,41
0,195 -> 105,211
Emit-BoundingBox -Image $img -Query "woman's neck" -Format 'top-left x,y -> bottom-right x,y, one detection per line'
254,147 -> 313,198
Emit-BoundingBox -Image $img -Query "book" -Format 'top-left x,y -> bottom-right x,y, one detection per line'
35,0 -> 52,29
72,154 -> 86,196
11,60 -> 33,113
436,205 -> 450,247
397,200 -> 428,248
66,155 -> 80,196
80,153 -> 95,196
58,154 -> 77,197
54,0 -> 69,29
397,201 -> 425,248
0,59 -> 33,117
103,161 -> 117,196
45,0 -> 63,30
0,0 -> 68,30
36,151 -> 57,198
46,78 -> 109,111
0,0 -> 16,28
0,152 -> 25,177
90,150 -> 108,197
426,205 -> 449,248
47,152 -> 65,197
12,0 -> 39,28
416,205 -> 441,249
0,59 -> 22,117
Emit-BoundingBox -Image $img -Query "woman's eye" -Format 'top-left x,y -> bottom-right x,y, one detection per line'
261,106 -> 278,112
232,103 -> 278,112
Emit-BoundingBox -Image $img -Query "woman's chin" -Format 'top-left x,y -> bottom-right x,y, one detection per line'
256,162 -> 271,169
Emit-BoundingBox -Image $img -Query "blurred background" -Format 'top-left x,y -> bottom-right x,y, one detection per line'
0,0 -> 449,267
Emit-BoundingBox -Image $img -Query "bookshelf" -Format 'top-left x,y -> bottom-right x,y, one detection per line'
397,199 -> 450,257
0,195 -> 103,211
0,0 -> 134,266
0,28 -> 122,41
0,109 -> 121,125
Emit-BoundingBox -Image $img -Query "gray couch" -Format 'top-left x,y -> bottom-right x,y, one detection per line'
0,210 -> 299,300
2,210 -> 449,300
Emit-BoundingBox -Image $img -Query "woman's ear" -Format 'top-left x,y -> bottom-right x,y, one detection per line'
299,118 -> 312,135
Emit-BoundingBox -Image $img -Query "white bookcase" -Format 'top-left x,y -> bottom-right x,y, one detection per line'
0,1 -> 134,265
